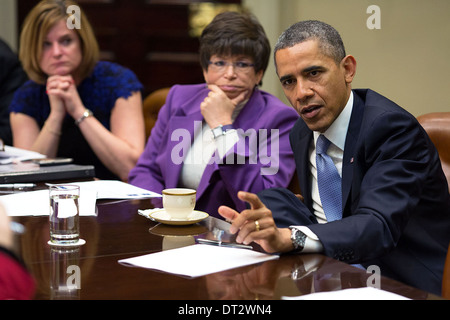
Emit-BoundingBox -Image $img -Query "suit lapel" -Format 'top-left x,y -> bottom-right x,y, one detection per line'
342,91 -> 364,215
298,133 -> 314,212
232,89 -> 264,130
166,92 -> 205,188
290,122 -> 314,211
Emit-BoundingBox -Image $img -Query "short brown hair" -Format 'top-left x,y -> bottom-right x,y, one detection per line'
199,11 -> 270,76
19,0 -> 99,84
274,20 -> 346,66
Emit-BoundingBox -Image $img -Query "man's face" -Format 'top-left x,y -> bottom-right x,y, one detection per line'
275,40 -> 356,133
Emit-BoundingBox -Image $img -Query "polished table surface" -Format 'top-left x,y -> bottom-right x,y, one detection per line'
10,196 -> 440,300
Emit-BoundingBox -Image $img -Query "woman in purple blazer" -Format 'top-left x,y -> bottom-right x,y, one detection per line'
128,12 -> 298,217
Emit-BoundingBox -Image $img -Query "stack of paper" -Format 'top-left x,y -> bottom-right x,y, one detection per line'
1,189 -> 97,217
60,180 -> 161,199
1,180 -> 160,217
0,146 -> 45,164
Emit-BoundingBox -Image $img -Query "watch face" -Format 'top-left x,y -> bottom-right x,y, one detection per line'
291,228 -> 305,251
212,126 -> 223,138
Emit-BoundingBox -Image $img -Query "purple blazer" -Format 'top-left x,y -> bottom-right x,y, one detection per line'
129,84 -> 299,217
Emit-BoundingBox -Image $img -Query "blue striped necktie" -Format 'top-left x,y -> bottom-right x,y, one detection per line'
316,135 -> 342,222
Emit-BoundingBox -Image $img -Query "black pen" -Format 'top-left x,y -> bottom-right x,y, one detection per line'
197,238 -> 253,250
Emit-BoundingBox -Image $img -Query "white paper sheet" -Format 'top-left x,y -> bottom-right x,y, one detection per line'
0,145 -> 46,164
118,244 -> 279,278
1,180 -> 160,216
60,180 -> 161,199
282,287 -> 410,300
1,189 -> 97,216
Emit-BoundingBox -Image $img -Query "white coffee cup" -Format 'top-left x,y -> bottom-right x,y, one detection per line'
162,188 -> 196,220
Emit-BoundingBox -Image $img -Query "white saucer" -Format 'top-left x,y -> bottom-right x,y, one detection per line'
138,208 -> 209,225
48,239 -> 86,247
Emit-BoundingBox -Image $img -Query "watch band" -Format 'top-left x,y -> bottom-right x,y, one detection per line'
211,124 -> 235,139
75,109 -> 93,126
289,227 -> 306,252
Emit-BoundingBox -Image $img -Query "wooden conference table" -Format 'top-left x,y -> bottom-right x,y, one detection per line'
9,187 -> 440,300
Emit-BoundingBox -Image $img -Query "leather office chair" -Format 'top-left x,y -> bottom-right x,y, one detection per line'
417,113 -> 450,298
142,87 -> 171,139
417,112 -> 450,189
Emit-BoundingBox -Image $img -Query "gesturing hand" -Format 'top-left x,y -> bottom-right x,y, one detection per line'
218,191 -> 293,253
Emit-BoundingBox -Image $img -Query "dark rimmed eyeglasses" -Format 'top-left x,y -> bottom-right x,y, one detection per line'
208,60 -> 255,73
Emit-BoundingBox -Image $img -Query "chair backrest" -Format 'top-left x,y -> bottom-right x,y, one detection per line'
417,112 -> 450,189
142,87 -> 171,139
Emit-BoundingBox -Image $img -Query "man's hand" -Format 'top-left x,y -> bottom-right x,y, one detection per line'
218,191 -> 293,253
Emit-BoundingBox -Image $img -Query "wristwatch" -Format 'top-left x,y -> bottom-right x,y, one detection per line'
75,109 -> 93,126
211,124 -> 235,139
289,227 -> 306,252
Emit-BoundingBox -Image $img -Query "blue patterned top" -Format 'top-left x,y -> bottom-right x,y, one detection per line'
9,61 -> 143,179
10,61 -> 143,128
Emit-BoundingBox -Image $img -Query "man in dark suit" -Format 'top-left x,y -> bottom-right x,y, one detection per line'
0,39 -> 28,146
218,20 -> 450,296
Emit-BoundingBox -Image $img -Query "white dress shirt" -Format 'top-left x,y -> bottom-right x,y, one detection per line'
293,92 -> 354,252
179,101 -> 246,189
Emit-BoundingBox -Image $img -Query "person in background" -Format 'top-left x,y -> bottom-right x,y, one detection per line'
9,0 -> 145,181
218,20 -> 450,296
0,204 -> 35,300
129,11 -> 298,217
0,38 -> 28,146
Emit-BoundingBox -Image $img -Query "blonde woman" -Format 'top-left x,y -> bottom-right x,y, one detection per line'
10,0 -> 145,180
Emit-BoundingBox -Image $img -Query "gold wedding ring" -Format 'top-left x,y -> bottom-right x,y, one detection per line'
254,220 -> 260,232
